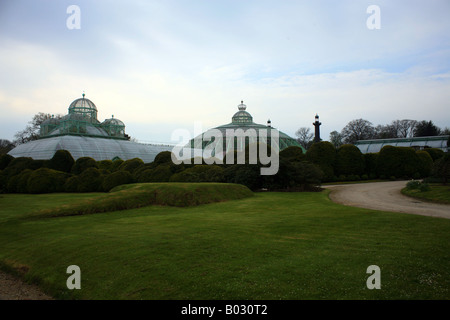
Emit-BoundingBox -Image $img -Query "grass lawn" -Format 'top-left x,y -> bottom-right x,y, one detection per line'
401,184 -> 450,205
0,183 -> 449,300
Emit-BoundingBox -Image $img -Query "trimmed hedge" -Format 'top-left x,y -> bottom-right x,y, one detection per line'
137,165 -> 174,183
306,141 -> 336,181
423,148 -> 445,162
335,144 -> 365,177
71,157 -> 98,175
376,146 -> 425,179
279,146 -> 306,162
170,165 -> 225,183
118,158 -> 144,174
27,168 -> 70,194
77,167 -> 105,192
102,170 -> 134,192
48,150 -> 75,173
0,154 -> 13,170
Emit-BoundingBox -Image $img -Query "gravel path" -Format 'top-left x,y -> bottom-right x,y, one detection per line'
324,181 -> 450,219
0,271 -> 53,300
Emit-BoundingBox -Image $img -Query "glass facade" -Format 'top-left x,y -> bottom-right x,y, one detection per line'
355,136 -> 450,153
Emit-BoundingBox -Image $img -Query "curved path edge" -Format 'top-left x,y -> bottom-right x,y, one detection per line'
324,181 -> 450,219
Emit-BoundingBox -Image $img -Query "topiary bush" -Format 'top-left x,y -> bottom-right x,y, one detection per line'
3,157 -> 42,178
0,154 -> 13,170
137,165 -> 174,183
423,148 -> 445,162
154,151 -> 174,165
224,164 -> 261,191
97,160 -> 113,172
110,159 -> 124,172
335,144 -> 365,177
71,157 -> 98,175
118,158 -> 144,174
77,167 -> 105,192
64,176 -> 81,193
432,154 -> 450,185
27,168 -> 70,194
305,141 -> 336,181
47,150 -> 75,173
102,170 -> 134,192
170,165 -> 225,183
16,169 -> 33,193
279,146 -> 305,162
376,146 -> 423,179
416,151 -> 433,178
364,153 -> 379,179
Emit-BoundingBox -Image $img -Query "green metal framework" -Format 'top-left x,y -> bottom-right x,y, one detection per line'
40,94 -> 127,140
189,101 -> 305,154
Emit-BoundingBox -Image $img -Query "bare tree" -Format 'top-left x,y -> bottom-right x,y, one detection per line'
341,119 -> 375,144
392,119 -> 417,138
13,112 -> 62,145
329,130 -> 343,148
0,139 -> 14,154
374,124 -> 396,139
295,127 -> 314,149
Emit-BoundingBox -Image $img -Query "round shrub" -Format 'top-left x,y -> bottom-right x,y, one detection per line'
416,151 -> 433,178
64,176 -> 81,193
224,164 -> 261,191
110,159 -> 124,172
118,158 -> 144,174
0,154 -> 13,170
432,154 -> 450,184
3,157 -> 38,178
102,170 -> 134,192
335,144 -> 365,177
16,169 -> 33,193
376,146 -> 422,179
0,170 -> 6,193
279,146 -> 305,162
306,141 -> 336,181
6,174 -> 20,193
364,153 -> 379,178
170,165 -> 225,182
71,157 -> 98,175
264,159 -> 323,191
154,151 -> 174,165
48,150 -> 75,173
137,165 -> 174,182
423,148 -> 445,162
27,168 -> 70,194
97,160 -> 113,172
77,167 -> 105,192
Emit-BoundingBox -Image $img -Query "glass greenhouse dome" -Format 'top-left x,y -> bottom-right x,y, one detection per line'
186,101 -> 305,157
9,93 -> 173,162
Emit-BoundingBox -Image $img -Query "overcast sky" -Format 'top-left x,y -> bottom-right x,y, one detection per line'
1,0 -> 449,144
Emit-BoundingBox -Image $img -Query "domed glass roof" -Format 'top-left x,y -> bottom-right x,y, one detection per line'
232,101 -> 253,124
68,93 -> 98,122
187,100 -> 305,155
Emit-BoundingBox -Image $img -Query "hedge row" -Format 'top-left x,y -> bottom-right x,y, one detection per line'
305,142 -> 441,182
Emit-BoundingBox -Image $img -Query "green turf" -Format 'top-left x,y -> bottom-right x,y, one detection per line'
0,184 -> 449,300
401,184 -> 450,204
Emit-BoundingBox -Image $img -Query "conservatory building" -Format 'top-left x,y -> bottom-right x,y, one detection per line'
184,101 -> 304,159
8,94 -> 172,162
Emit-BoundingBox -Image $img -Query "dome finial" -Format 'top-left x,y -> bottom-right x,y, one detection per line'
238,100 -> 247,111
82,91 -> 85,98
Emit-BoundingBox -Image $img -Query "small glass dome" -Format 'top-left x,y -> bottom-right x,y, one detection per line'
232,101 -> 253,124
68,93 -> 98,122
101,116 -> 125,137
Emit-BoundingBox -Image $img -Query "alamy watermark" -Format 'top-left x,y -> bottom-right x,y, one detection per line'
66,5 -> 81,30
366,265 -> 381,289
66,265 -> 81,289
170,122 -> 280,175
367,5 -> 381,30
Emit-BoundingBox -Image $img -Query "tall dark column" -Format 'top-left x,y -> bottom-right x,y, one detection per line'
313,114 -> 322,143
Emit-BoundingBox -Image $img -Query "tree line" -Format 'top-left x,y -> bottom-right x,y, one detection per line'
296,119 -> 450,149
